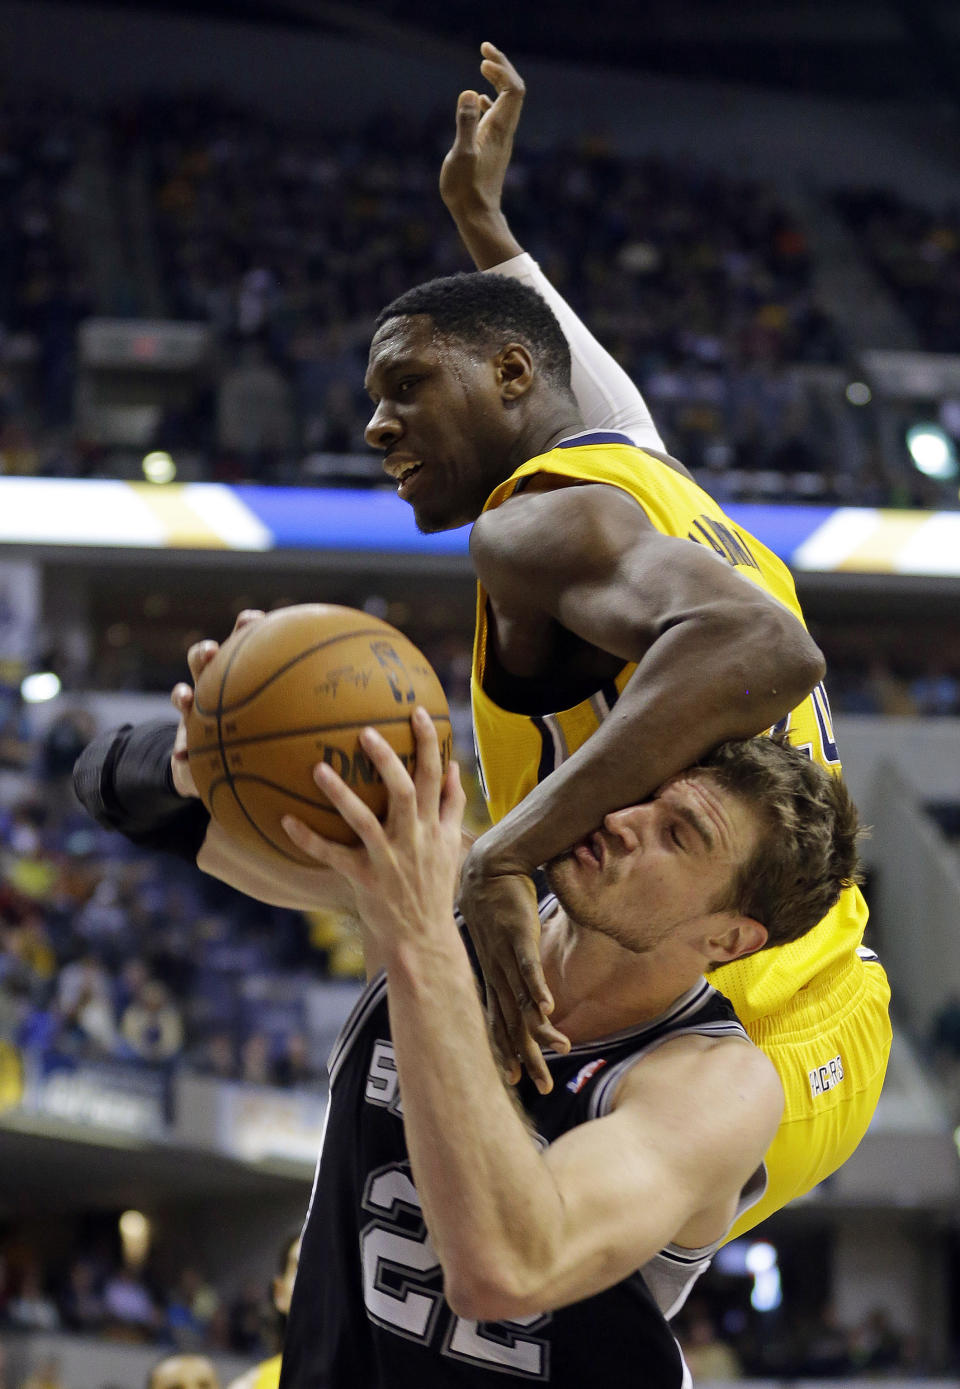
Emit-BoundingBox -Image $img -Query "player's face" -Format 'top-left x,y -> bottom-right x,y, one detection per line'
365,315 -> 514,532
150,1355 -> 219,1389
546,772 -> 762,953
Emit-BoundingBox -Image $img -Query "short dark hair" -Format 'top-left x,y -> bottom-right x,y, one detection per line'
375,272 -> 573,394
698,732 -> 863,950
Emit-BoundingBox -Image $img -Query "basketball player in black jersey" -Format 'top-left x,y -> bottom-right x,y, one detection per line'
266,708 -> 858,1388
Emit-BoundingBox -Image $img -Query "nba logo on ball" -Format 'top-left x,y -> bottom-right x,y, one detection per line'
185,604 -> 452,865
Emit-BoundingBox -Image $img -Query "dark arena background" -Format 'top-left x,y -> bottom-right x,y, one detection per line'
0,1 -> 959,1383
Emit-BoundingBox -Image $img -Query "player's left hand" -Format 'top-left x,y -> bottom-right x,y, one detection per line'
458,848 -> 572,1095
280,707 -> 465,951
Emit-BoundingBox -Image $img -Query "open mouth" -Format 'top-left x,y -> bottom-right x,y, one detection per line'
396,462 -> 423,499
573,833 -> 604,869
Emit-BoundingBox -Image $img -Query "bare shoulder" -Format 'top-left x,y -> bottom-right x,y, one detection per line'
614,1032 -> 784,1159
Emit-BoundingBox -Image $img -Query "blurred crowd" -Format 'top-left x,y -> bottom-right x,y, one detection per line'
0,95 -> 949,504
0,1247 -> 941,1378
0,782 -> 350,1090
675,1294 -> 936,1380
836,188 -> 960,354
0,1240 -> 283,1363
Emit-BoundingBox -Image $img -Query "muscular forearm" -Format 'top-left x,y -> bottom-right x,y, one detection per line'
449,203 -> 523,271
386,932 -> 563,1318
473,605 -> 823,874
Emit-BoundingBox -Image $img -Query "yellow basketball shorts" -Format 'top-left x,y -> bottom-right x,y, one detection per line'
727,952 -> 892,1240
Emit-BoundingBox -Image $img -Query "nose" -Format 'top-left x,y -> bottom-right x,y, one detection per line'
364,401 -> 403,452
602,804 -> 647,852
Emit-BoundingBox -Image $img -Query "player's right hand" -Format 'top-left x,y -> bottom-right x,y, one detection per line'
169,608 -> 265,798
439,41 -> 526,220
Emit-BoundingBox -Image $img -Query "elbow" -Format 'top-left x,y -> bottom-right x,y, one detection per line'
444,1263 -> 546,1324
779,624 -> 826,705
744,604 -> 825,710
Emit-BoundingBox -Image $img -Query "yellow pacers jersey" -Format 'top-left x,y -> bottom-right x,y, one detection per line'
471,430 -> 868,1025
253,1355 -> 281,1389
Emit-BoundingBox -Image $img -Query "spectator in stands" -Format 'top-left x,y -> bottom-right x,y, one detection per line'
800,1303 -> 853,1377
270,1031 -> 314,1089
102,1264 -> 161,1341
120,979 -> 184,1065
226,1231 -> 300,1389
677,1302 -> 743,1381
6,1262 -> 59,1333
238,1031 -> 271,1087
166,1268 -> 220,1352
148,1352 -> 220,1389
191,1028 -> 238,1081
56,951 -> 117,1056
910,661 -> 960,717
19,1355 -> 64,1389
59,1257 -> 106,1335
226,1282 -> 268,1360
849,1305 -> 904,1374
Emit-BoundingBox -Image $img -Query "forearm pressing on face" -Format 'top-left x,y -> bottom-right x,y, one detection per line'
469,485 -> 825,875
386,924 -> 781,1321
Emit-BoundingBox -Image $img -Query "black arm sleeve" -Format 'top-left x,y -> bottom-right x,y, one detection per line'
72,719 -> 210,862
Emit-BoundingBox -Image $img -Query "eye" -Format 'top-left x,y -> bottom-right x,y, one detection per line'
397,375 -> 423,395
669,824 -> 684,850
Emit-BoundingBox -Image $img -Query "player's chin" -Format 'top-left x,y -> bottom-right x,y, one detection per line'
544,855 -> 579,908
412,501 -> 460,534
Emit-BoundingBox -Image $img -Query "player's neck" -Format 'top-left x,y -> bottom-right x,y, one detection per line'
541,911 -> 705,1046
514,401 -> 584,472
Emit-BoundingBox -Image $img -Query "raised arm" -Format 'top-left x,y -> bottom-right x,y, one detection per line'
440,42 -> 664,448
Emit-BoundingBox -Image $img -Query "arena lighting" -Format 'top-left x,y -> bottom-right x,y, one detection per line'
906,423 -> 958,480
119,1209 -> 151,1268
142,450 -> 177,484
20,671 -> 61,703
745,1241 -> 782,1312
845,381 -> 872,406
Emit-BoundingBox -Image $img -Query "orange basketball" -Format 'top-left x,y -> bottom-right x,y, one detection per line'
185,604 -> 452,866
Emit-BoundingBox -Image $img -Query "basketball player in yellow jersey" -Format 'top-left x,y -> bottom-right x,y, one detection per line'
363,43 -> 891,1236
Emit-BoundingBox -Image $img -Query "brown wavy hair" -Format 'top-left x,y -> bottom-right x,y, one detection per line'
698,731 -> 863,949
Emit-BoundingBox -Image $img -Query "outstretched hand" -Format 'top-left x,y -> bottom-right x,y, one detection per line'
458,847 -> 571,1095
281,708 -> 466,958
440,41 -> 526,267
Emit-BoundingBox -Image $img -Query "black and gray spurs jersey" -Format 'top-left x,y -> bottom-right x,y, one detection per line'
280,896 -> 765,1388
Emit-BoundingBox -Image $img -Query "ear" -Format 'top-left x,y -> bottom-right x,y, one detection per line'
495,343 -> 535,401
705,915 -> 768,964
